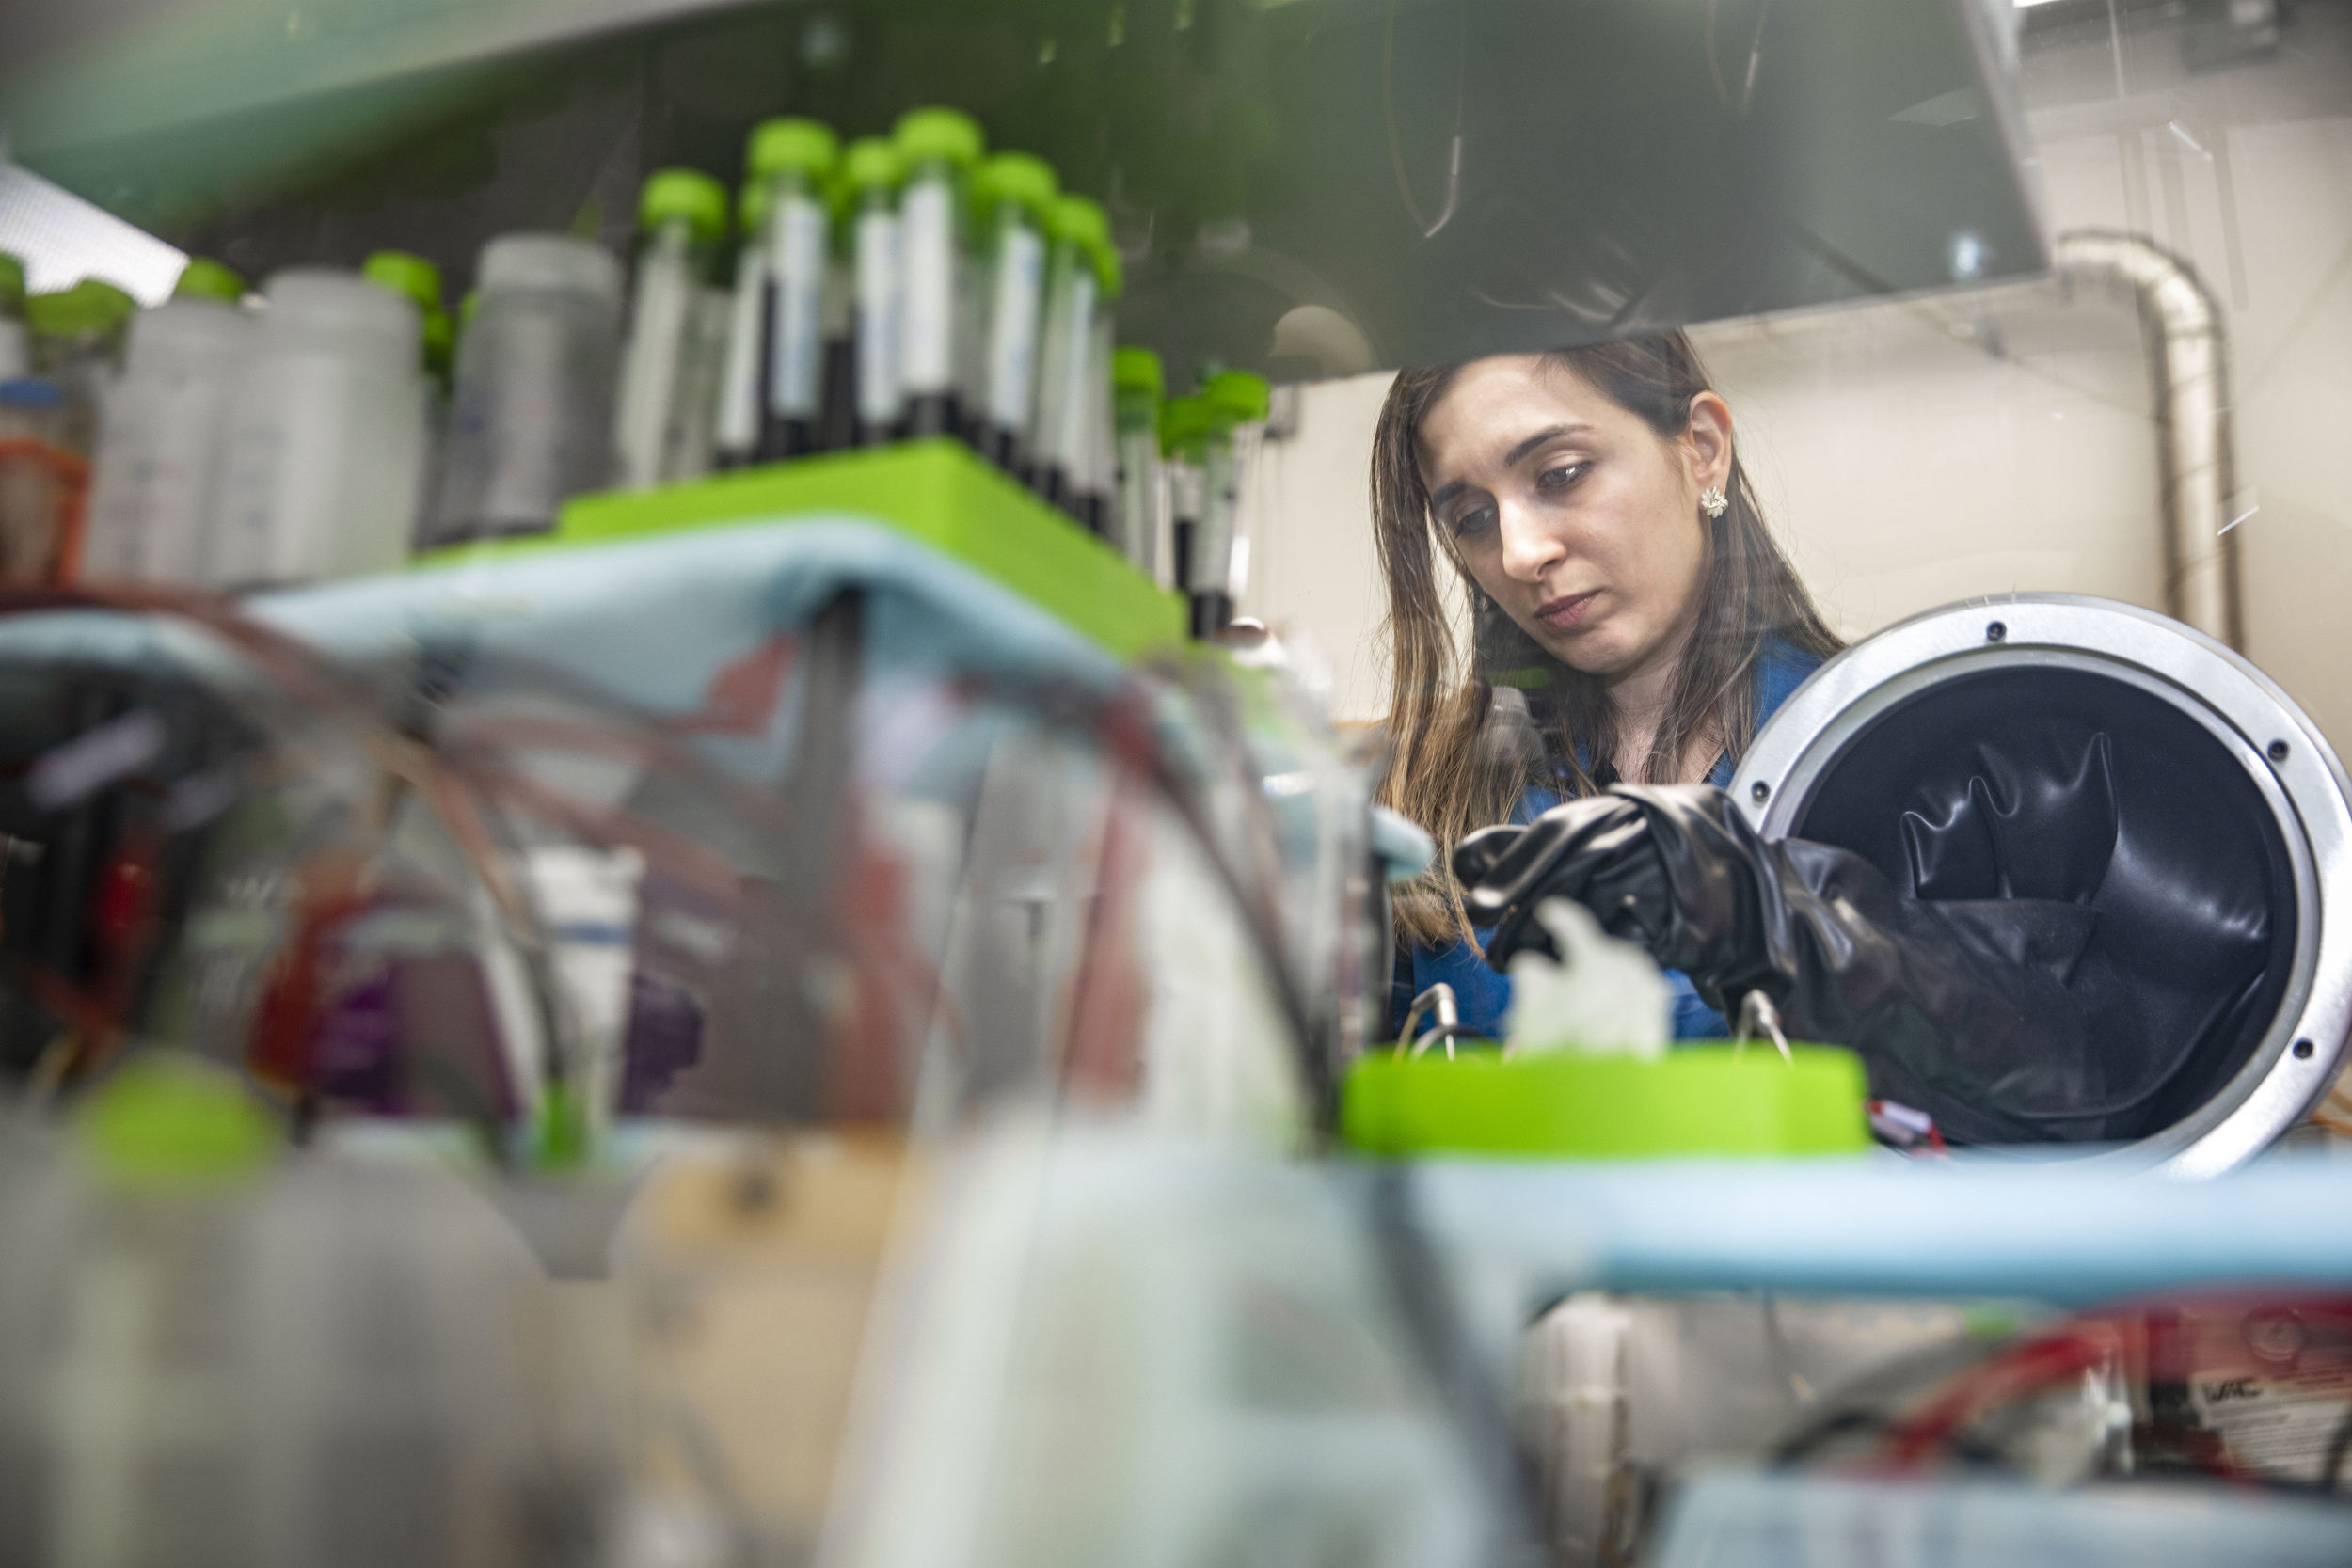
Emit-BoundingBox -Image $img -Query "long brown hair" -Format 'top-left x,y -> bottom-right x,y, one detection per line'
1374,332 -> 1842,948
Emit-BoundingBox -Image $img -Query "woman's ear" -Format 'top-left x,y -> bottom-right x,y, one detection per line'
1685,391 -> 1734,492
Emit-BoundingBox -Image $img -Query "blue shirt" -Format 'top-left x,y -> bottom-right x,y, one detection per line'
1395,639 -> 1824,1042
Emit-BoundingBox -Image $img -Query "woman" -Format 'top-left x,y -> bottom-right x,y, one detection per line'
1372,331 -> 1842,1040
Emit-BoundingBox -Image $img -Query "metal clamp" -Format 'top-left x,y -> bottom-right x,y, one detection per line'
1733,990 -> 1793,1064
1398,983 -> 1466,1059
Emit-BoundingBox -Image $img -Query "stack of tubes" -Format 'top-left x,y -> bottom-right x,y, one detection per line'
14,106 -> 1275,641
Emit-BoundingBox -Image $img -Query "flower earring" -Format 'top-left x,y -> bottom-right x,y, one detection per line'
1700,486 -> 1729,518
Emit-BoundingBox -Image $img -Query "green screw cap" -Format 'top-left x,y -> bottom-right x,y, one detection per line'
361,250 -> 441,313
1160,393 -> 1211,457
1205,370 -> 1271,425
172,257 -> 246,303
842,135 -> 901,192
975,152 -> 1058,223
1053,196 -> 1121,293
1051,195 -> 1107,252
78,1052 -> 279,1185
1114,346 -> 1164,400
26,278 -> 136,336
0,253 -> 23,311
639,167 -> 728,242
893,106 -> 984,169
748,118 -> 840,181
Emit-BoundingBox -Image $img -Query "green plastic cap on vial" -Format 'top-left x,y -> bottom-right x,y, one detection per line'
894,106 -> 985,170
361,250 -> 441,314
1204,370 -> 1271,426
1051,196 -> 1121,293
843,136 -> 902,193
975,152 -> 1058,224
0,253 -> 23,311
1089,235 -> 1123,298
26,277 -> 136,337
1051,195 -> 1107,253
1114,346 -> 1164,401
639,168 -> 729,243
1160,394 -> 1211,458
172,257 -> 245,303
748,118 -> 841,182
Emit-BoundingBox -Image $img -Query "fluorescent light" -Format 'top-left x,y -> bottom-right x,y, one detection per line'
0,162 -> 184,303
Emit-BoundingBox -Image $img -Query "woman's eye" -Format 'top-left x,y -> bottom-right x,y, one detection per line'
1536,461 -> 1589,492
1450,506 -> 1498,538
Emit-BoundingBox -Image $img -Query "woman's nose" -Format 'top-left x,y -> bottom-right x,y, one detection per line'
1496,500 -> 1566,582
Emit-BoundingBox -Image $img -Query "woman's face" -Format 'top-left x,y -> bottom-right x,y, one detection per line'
1414,355 -> 1731,682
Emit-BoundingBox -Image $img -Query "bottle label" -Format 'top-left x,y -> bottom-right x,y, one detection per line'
855,209 -> 901,424
899,179 -> 956,396
767,192 -> 827,418
982,223 -> 1045,432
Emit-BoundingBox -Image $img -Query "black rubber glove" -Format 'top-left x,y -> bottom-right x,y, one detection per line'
1454,784 -> 2109,1145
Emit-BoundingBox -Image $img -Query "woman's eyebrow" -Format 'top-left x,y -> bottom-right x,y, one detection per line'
1504,423 -> 1589,466
1426,422 -> 1594,510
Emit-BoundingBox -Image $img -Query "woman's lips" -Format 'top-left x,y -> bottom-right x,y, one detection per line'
1534,590 -> 1600,631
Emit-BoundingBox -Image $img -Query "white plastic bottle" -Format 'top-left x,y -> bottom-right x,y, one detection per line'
203,270 -> 425,588
430,234 -> 624,546
82,297 -> 256,581
614,169 -> 727,489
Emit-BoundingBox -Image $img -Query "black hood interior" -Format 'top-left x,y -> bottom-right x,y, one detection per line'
1793,666 -> 2296,1143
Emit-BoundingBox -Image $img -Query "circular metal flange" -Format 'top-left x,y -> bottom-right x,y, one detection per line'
1731,595 -> 2352,1176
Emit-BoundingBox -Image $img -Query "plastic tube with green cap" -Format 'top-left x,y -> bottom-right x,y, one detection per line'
892,107 -> 984,441
971,151 -> 1058,472
1075,227 -> 1124,539
1162,392 -> 1210,613
615,167 -> 727,489
1194,369 -> 1271,635
746,118 -> 840,462
1112,347 -> 1165,578
713,182 -> 768,469
842,136 -> 904,445
1031,194 -> 1108,517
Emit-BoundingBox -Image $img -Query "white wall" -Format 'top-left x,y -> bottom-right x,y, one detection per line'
1245,0 -> 2352,754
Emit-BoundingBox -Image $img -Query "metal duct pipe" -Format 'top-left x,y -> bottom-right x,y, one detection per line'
2054,232 -> 2242,649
